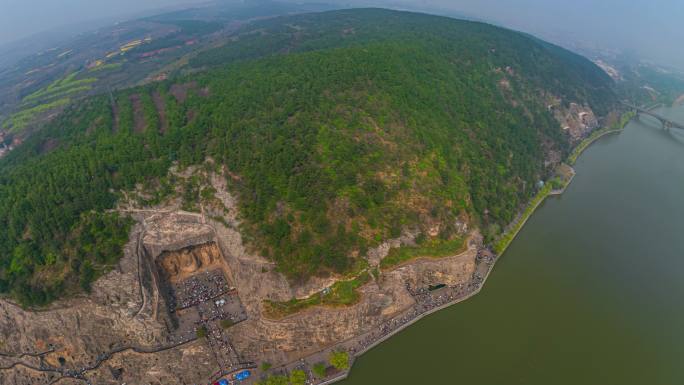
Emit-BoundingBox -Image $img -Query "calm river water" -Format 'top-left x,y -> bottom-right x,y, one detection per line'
343,106 -> 684,385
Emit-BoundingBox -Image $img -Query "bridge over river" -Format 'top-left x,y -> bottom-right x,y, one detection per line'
622,102 -> 684,129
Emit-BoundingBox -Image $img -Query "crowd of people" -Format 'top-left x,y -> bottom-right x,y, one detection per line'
171,270 -> 234,310
33,268 -> 251,385
165,268 -> 251,379
198,297 -> 245,324
183,277 -> 252,381
207,323 -> 238,366
349,283 -> 471,356
200,312 -> 257,382
348,247 -> 494,359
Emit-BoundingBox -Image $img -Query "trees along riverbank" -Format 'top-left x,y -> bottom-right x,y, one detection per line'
493,110 -> 635,255
568,111 -> 636,165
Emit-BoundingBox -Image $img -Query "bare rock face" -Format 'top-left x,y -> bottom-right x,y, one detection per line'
158,243 -> 223,282
390,252 -> 475,289
0,171 -> 479,384
0,222 -> 217,385
220,238 -> 477,366
554,102 -> 599,142
674,93 -> 684,107
211,173 -> 478,366
365,231 -> 418,268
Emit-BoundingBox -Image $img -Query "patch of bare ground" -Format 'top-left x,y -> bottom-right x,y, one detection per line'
151,91 -> 169,133
40,138 -> 59,154
205,170 -> 478,365
111,99 -> 120,133
675,94 -> 684,106
0,165 -> 480,384
82,343 -> 216,385
553,101 -> 599,143
170,82 -> 210,103
170,81 -> 197,103
129,94 -> 146,133
0,366 -> 54,385
85,115 -> 104,136
0,219 -> 218,385
186,108 -> 197,122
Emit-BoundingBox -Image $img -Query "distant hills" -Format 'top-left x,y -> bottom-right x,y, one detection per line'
0,1 -> 337,135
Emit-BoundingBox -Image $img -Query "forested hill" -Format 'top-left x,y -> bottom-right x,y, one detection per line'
188,9 -> 615,115
0,8 -> 617,306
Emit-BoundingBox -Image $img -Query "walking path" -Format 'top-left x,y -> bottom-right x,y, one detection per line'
270,244 -> 496,385
0,118 -> 633,384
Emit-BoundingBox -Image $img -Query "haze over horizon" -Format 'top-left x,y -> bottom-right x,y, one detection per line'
335,0 -> 684,70
0,0 -> 209,45
1,0 -> 683,70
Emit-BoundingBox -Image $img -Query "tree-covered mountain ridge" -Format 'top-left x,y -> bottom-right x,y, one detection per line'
0,8 -> 619,306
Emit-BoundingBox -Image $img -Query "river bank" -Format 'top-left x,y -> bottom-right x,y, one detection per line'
340,103 -> 684,385
289,113 -> 635,385
492,110 -> 635,256
568,111 -> 636,164
272,242 -> 494,385
261,111 -> 639,385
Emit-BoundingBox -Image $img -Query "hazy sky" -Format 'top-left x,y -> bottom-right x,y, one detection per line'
368,0 -> 684,69
0,0 -> 208,45
1,0 -> 682,68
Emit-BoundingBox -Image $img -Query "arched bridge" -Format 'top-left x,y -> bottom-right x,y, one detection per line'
622,102 -> 684,130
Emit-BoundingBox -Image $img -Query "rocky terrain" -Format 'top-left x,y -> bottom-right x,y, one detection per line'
0,84 -> 603,384
0,218 -> 217,385
0,172 -> 478,385
0,8 -> 627,384
550,99 -> 600,143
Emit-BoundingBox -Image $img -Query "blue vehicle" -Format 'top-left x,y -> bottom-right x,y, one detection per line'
218,379 -> 229,385
234,370 -> 251,381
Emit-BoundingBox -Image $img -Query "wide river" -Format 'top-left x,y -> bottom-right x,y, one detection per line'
342,105 -> 684,385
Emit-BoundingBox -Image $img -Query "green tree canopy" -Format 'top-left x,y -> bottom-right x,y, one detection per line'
329,351 -> 350,370
312,362 -> 327,378
0,8 -> 617,306
289,369 -> 307,385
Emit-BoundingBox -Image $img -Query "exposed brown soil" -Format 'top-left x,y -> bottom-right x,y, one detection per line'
151,91 -> 169,133
675,94 -> 684,106
0,171 -> 478,385
111,99 -> 120,133
129,94 -> 146,133
40,138 -> 59,154
169,82 -> 210,103
186,108 -> 197,122
170,81 -> 197,103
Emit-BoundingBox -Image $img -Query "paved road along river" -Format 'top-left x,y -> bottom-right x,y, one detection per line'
341,105 -> 684,385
